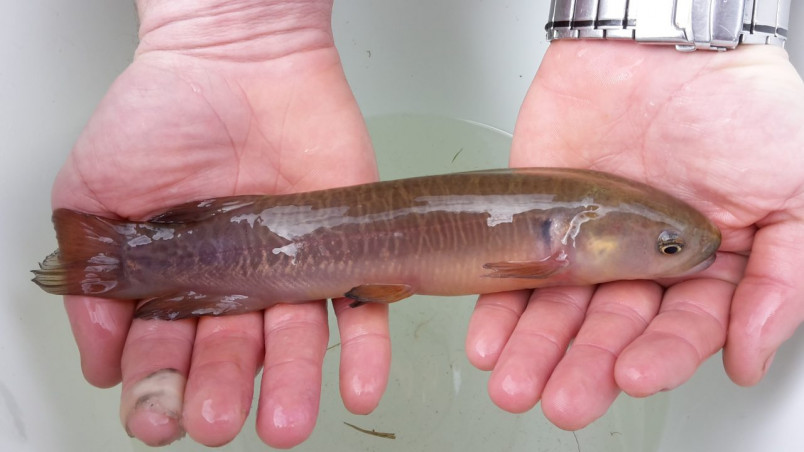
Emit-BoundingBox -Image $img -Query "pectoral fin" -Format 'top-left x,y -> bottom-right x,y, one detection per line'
483,251 -> 568,279
345,284 -> 414,307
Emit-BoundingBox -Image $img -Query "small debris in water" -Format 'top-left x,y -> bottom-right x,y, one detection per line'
343,421 -> 396,439
451,147 -> 464,163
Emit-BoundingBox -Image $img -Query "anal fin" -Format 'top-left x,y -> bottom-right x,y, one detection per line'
345,284 -> 414,307
483,250 -> 568,279
135,292 -> 252,320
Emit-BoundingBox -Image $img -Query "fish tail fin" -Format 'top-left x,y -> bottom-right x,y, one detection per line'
32,209 -> 128,296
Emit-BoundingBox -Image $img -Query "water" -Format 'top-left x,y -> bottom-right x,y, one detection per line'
367,113 -> 512,177
132,114 -> 668,451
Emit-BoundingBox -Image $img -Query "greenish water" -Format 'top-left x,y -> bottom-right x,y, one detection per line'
367,114 -> 512,178
133,114 -> 668,452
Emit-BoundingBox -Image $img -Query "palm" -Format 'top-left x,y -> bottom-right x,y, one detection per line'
55,51 -> 376,216
54,48 -> 384,448
512,43 -> 803,245
467,41 -> 804,429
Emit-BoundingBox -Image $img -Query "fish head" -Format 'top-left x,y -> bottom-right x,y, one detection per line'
567,199 -> 721,282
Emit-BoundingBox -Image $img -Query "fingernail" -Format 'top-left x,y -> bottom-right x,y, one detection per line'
763,352 -> 777,375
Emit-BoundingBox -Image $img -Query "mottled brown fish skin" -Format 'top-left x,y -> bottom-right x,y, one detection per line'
32,168 -> 720,320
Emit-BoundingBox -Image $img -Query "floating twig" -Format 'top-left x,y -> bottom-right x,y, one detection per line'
343,421 -> 396,439
451,148 -> 464,163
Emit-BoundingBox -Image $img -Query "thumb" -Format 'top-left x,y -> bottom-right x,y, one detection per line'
723,219 -> 804,386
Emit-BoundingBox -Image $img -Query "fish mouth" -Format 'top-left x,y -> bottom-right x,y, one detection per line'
686,252 -> 717,275
676,226 -> 721,278
673,245 -> 719,278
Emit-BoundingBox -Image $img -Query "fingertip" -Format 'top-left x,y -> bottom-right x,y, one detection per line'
465,318 -> 508,371
541,382 -> 584,430
125,408 -> 185,447
542,393 -> 594,431
614,334 -> 697,397
614,363 -> 664,398
541,348 -> 619,430
339,340 -> 389,415
256,394 -> 319,449
723,345 -> 775,387
340,371 -> 384,415
64,296 -> 133,387
487,366 -> 540,414
80,355 -> 122,388
183,363 -> 251,447
184,399 -> 247,447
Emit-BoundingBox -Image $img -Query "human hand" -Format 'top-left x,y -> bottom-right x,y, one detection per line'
466,41 -> 804,429
54,0 -> 389,447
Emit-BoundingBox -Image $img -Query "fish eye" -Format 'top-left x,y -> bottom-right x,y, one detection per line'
658,230 -> 685,256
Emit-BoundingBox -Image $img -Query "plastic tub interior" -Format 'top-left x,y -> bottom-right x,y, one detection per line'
2,1 -> 804,451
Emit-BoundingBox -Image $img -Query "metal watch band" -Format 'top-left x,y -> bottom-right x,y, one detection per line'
545,0 -> 791,51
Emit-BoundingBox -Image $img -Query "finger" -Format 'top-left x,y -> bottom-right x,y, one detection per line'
465,291 -> 530,371
725,221 -> 804,385
63,296 -> 134,388
487,286 -> 594,413
256,301 -> 329,449
615,279 -> 733,397
332,298 -> 390,415
182,312 -> 264,446
541,281 -> 661,430
119,317 -> 197,447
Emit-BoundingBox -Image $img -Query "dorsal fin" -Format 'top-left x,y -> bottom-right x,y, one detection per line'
148,196 -> 263,224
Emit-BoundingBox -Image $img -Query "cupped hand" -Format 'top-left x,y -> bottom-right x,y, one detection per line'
54,0 -> 388,447
466,41 -> 804,429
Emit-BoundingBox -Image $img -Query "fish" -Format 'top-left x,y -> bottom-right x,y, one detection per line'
32,168 -> 720,320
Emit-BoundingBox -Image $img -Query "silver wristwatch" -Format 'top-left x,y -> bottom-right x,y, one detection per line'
545,0 -> 791,51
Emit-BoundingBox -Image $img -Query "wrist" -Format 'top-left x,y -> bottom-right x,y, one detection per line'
134,0 -> 335,61
545,0 -> 790,51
